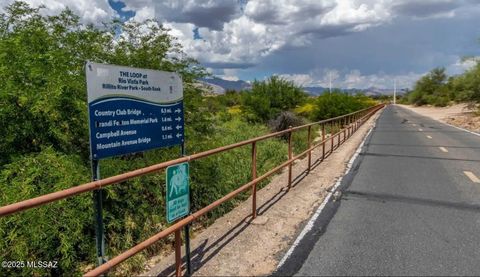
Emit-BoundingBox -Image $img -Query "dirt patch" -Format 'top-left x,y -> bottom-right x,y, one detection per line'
399,104 -> 480,133
142,111 -> 382,276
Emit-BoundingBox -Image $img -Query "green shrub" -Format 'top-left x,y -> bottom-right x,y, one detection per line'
186,117 -> 288,223
242,76 -> 307,122
312,91 -> 375,120
0,148 -> 92,276
294,102 -> 316,120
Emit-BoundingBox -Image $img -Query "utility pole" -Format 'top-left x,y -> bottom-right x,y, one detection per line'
393,79 -> 397,105
329,72 -> 332,94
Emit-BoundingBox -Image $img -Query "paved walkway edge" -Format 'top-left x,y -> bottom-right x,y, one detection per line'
274,108 -> 381,276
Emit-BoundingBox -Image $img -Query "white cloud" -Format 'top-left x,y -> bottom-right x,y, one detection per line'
2,0 -> 475,70
278,73 -> 314,86
217,68 -> 240,81
128,0 -> 474,69
162,15 -> 283,67
153,0 -> 394,68
1,0 -> 477,90
124,0 -> 240,30
279,69 -> 424,89
447,58 -> 479,75
343,70 -> 424,89
1,0 -> 116,23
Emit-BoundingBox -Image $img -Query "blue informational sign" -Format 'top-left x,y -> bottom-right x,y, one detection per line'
86,62 -> 184,160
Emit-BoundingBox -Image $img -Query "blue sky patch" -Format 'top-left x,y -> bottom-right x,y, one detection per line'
108,0 -> 135,21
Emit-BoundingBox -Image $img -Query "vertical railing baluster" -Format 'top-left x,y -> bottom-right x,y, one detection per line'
322,123 -> 325,160
288,127 -> 293,189
307,126 -> 312,172
251,142 -> 257,219
347,116 -> 351,138
338,119 -> 341,148
330,120 -> 334,153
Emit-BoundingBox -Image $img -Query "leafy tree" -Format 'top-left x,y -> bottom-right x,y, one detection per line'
451,62 -> 480,103
0,2 -> 209,275
405,63 -> 480,107
0,1 -> 207,166
217,89 -> 243,107
407,67 -> 450,106
312,90 -> 375,120
242,76 -> 307,122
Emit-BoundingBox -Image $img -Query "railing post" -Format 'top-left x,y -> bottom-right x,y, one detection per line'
347,116 -> 351,138
175,229 -> 182,277
251,142 -> 257,219
343,117 -> 347,142
307,126 -> 312,172
322,123 -> 325,160
352,115 -> 357,135
352,115 -> 354,134
330,121 -> 334,152
288,127 -> 293,190
337,121 -> 341,148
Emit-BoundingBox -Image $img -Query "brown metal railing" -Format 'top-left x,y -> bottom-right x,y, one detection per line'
0,104 -> 384,276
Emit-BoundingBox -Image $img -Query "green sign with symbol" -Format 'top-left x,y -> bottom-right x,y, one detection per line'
166,162 -> 190,223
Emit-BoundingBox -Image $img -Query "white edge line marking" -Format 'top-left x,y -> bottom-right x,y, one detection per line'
426,135 -> 432,139
464,171 -> 480,183
439,147 -> 448,152
443,122 -> 480,137
276,116 -> 377,269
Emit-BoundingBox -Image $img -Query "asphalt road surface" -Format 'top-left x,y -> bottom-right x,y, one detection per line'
277,105 -> 480,276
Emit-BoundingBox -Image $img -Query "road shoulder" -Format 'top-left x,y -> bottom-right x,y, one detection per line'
399,104 -> 480,134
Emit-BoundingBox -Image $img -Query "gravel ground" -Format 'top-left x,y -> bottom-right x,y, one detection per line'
400,103 -> 480,133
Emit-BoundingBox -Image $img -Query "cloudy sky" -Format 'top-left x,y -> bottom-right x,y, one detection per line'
2,0 -> 480,89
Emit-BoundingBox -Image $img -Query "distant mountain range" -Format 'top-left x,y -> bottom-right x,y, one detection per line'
199,77 -> 406,96
199,77 -> 252,93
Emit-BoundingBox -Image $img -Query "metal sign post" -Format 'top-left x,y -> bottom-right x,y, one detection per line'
181,143 -> 192,276
166,159 -> 192,276
91,159 -> 106,266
